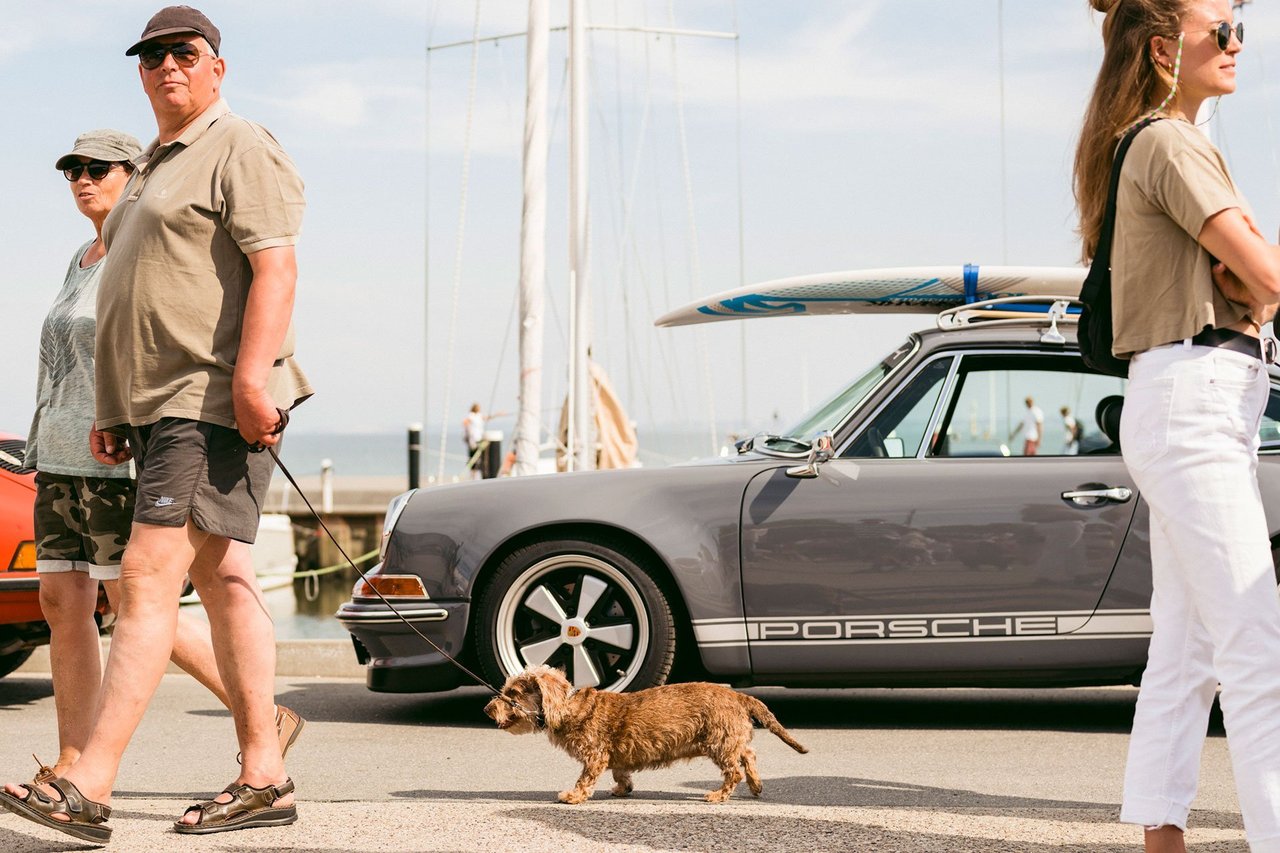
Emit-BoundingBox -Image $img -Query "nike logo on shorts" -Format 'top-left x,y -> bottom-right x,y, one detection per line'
154,496 -> 176,507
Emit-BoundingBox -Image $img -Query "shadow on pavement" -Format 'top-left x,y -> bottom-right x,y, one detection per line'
210,681 -> 1226,738
751,688 -> 1225,737
495,807 -> 1243,853
393,774 -> 1239,827
0,825 -> 97,853
0,678 -> 53,712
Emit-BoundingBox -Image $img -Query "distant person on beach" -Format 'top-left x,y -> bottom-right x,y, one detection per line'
1,6 -> 309,842
462,403 -> 510,478
463,403 -> 486,477
19,128 -> 242,798
1009,396 -> 1044,456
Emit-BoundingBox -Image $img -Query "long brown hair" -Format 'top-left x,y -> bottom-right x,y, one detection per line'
1074,0 -> 1187,261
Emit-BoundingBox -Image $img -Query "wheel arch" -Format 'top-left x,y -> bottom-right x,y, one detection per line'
468,522 -> 707,681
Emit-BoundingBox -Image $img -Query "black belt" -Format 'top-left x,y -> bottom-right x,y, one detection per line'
1189,327 -> 1274,363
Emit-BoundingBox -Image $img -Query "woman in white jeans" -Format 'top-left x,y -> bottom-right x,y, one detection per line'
1077,1 -> 1280,851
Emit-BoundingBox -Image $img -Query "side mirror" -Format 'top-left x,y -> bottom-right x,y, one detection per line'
786,431 -> 835,479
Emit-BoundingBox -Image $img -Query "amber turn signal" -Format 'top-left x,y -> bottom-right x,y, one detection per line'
8,541 -> 36,571
356,574 -> 427,598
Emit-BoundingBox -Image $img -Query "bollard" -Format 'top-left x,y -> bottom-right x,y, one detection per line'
320,457 -> 334,513
482,430 -> 503,479
408,422 -> 422,490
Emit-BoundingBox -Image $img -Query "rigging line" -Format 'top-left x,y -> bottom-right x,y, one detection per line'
621,67 -> 661,425
435,0 -> 485,483
487,279 -> 521,421
545,55 -> 572,353
650,122 -> 682,420
422,0 -> 440,476
613,0 -> 634,415
667,0 -> 720,454
997,0 -> 1008,264
493,38 -> 521,140
587,48 -> 621,370
424,40 -> 433,478
731,0 -> 746,428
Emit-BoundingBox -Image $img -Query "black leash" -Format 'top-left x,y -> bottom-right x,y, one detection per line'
247,412 -> 535,718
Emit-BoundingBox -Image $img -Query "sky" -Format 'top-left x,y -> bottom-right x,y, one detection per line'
5,0 -> 1280,466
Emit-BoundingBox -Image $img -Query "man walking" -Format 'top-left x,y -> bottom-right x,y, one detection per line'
1,6 -> 310,841
1010,396 -> 1044,457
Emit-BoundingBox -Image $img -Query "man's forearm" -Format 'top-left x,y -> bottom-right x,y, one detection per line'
235,247 -> 297,395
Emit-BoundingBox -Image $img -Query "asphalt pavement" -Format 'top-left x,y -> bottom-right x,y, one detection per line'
0,674 -> 1248,852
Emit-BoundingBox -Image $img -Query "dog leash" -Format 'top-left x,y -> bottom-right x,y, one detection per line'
247,412 -> 536,719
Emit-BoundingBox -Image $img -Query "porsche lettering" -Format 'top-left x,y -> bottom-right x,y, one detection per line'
756,615 -> 1058,640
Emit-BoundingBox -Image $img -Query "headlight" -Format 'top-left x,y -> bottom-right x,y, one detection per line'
379,489 -> 416,562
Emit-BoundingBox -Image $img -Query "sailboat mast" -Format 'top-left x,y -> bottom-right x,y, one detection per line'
568,0 -> 593,471
513,0 -> 549,476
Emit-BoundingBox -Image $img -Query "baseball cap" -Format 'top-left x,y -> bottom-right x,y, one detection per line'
54,130 -> 144,171
125,5 -> 221,56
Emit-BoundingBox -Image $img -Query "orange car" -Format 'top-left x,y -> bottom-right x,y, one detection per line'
0,434 -> 110,679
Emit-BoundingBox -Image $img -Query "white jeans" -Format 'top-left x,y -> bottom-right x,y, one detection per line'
1119,342 -> 1280,850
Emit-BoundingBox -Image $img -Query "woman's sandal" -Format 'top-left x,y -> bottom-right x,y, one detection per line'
0,776 -> 112,844
236,704 -> 306,765
173,778 -> 297,835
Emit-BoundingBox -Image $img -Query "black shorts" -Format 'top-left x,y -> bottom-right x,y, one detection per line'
126,418 -> 277,544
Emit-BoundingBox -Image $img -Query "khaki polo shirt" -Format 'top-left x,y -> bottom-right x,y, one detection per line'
96,99 -> 311,431
1111,118 -> 1249,359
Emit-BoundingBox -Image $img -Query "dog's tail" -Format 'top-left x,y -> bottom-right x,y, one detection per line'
741,694 -> 808,753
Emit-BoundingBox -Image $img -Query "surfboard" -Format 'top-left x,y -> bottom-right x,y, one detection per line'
654,264 -> 1086,327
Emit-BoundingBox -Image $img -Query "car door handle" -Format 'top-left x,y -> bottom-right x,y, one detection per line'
1061,486 -> 1132,505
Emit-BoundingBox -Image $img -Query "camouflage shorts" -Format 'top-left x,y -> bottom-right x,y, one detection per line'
34,471 -> 135,580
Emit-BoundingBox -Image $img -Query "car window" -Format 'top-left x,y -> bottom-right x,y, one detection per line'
843,357 -> 952,458
783,337 -> 917,439
930,354 -> 1127,458
1263,384 -> 1280,451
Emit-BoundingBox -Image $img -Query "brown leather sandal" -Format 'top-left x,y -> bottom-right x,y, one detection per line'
173,778 -> 297,835
235,704 -> 306,765
276,705 -> 305,759
0,776 -> 112,843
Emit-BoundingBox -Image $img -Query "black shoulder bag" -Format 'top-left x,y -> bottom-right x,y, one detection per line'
1078,116 -> 1163,378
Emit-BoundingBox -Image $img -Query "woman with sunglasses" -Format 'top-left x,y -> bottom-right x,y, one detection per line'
1076,2 -> 1280,850
23,131 -> 300,794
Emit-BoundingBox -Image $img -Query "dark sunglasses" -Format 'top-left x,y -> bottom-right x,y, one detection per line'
63,161 -> 126,182
1208,20 -> 1244,51
137,42 -> 211,70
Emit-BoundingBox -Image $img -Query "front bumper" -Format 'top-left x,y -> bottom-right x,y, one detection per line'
336,598 -> 472,693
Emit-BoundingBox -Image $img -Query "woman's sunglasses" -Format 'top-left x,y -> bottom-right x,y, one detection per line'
63,161 -> 125,182
137,42 -> 211,70
1209,20 -> 1244,51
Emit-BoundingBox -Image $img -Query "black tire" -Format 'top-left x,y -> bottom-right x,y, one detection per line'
474,539 -> 675,692
0,648 -> 33,679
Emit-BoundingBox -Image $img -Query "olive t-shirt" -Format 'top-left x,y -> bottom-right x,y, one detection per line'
1111,118 -> 1249,359
96,99 -> 312,432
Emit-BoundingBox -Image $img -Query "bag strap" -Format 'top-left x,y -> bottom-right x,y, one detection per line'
1094,116 -> 1163,269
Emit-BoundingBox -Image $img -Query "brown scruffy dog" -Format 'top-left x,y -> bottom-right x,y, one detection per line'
484,665 -> 808,804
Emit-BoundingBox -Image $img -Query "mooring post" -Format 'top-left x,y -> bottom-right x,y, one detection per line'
408,422 -> 422,489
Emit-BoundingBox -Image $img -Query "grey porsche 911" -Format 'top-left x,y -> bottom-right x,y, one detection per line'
337,290 -> 1280,694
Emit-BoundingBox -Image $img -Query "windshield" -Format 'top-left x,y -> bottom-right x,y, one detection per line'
782,337 -> 916,440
